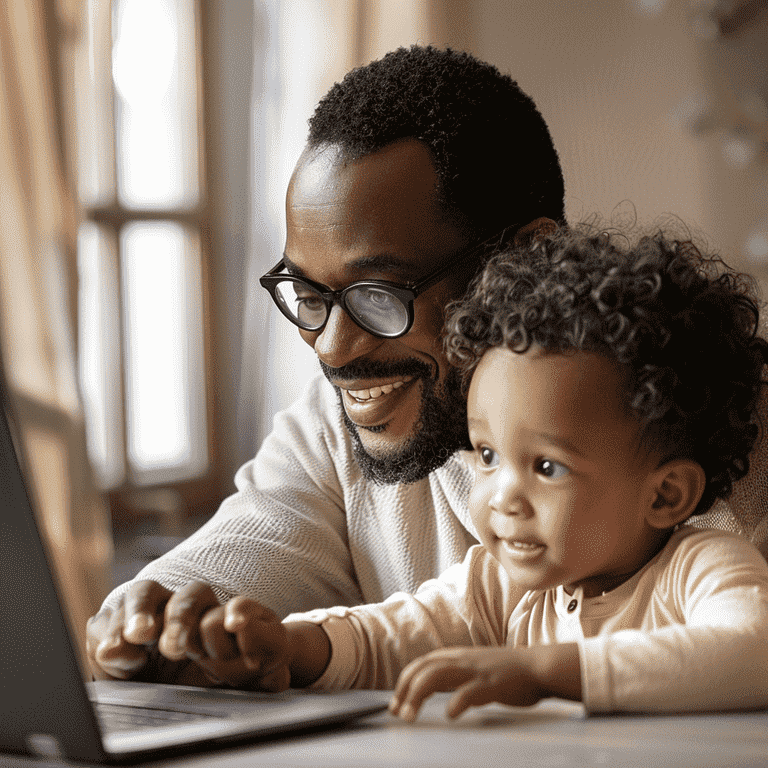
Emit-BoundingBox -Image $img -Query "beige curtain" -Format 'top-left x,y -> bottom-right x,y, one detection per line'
0,0 -> 112,668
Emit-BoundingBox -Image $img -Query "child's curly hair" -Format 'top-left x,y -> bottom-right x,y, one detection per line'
445,224 -> 768,517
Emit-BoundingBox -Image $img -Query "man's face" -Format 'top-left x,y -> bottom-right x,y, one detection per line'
283,139 -> 475,483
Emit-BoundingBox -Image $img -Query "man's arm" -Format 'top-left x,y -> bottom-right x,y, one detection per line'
87,376 -> 363,683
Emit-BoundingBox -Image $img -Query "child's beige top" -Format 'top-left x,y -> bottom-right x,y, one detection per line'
288,526 -> 768,713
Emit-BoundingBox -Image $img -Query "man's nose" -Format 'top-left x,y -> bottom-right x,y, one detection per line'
308,303 -> 383,368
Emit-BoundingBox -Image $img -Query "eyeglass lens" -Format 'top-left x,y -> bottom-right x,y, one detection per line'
273,280 -> 410,336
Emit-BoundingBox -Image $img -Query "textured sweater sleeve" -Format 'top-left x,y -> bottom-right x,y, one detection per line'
580,529 -> 768,713
284,546 -> 526,690
99,376 -> 365,618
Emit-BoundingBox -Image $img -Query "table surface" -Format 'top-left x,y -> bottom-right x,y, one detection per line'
7,695 -> 768,768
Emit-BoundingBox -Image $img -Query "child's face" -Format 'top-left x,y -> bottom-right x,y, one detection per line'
467,346 -> 666,598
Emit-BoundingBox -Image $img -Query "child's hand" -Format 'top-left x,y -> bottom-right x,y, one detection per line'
161,592 -> 292,692
389,645 -> 581,722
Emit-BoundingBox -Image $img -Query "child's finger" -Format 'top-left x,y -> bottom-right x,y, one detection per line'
396,663 -> 472,722
255,664 -> 291,693
223,596 -> 275,631
199,605 -> 240,661
223,598 -> 287,670
391,655 -> 432,716
392,651 -> 464,712
445,677 -> 492,720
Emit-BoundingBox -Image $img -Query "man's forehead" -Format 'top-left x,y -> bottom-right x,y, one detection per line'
288,139 -> 441,208
285,140 -> 466,281
288,144 -> 347,206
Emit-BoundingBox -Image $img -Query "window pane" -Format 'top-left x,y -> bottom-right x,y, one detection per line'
74,0 -> 116,205
78,223 -> 124,487
121,222 -> 207,481
112,0 -> 200,209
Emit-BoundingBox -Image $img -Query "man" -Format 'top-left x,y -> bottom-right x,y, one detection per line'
87,45 -> 565,685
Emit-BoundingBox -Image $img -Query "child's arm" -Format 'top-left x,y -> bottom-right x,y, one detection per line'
389,644 -> 582,722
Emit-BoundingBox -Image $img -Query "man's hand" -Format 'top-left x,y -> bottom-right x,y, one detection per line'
389,644 -> 582,722
87,581 -> 331,690
87,580 -> 176,681
86,580 -> 248,686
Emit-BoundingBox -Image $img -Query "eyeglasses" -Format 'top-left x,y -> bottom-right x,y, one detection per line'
259,226 -> 515,339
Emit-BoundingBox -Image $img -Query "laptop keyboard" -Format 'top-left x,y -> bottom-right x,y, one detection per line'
95,702 -> 218,731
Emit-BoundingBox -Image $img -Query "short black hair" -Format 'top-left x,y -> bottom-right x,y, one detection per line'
445,223 -> 768,517
308,45 -> 565,239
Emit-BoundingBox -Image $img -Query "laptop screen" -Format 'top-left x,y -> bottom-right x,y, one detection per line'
0,385 -> 108,762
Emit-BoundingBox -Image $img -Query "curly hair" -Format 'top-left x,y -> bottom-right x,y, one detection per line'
307,45 -> 565,239
445,224 -> 768,517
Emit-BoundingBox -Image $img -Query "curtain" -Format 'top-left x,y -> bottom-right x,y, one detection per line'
0,0 -> 112,668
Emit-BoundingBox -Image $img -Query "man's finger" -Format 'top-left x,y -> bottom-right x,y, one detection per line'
122,581 -> 173,644
91,604 -> 149,679
159,582 -> 220,661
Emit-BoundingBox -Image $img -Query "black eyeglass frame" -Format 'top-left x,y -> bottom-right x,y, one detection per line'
259,225 -> 517,340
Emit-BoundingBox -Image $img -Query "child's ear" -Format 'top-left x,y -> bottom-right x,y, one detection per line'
645,459 -> 707,529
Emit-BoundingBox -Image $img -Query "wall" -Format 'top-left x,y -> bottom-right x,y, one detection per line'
247,0 -> 767,454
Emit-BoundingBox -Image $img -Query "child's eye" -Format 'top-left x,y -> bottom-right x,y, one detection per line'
537,458 -> 569,479
477,446 -> 499,467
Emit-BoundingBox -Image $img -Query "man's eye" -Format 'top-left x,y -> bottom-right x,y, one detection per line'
478,446 -> 499,467
537,459 -> 569,479
362,288 -> 398,307
296,293 -> 324,310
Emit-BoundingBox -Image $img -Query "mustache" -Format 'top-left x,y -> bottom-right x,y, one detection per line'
318,358 -> 433,382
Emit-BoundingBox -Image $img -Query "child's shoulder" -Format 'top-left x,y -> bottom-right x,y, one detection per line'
660,524 -> 768,580
670,523 -> 760,550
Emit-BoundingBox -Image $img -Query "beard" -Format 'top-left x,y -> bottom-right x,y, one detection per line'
319,358 -> 470,484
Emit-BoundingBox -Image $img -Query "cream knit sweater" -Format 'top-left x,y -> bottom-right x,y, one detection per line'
101,375 -> 479,617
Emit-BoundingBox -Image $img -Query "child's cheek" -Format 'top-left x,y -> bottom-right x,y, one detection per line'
468,476 -> 493,543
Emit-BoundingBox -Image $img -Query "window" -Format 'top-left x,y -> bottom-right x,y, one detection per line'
74,0 -> 217,528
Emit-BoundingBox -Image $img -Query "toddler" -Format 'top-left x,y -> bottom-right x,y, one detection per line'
172,225 -> 768,721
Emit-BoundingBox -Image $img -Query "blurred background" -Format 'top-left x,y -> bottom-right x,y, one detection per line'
1,0 -> 766,658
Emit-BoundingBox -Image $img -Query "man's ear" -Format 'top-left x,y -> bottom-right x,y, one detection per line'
645,459 -> 707,529
512,217 -> 559,248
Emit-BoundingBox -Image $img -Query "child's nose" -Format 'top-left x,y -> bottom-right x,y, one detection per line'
489,469 -> 527,515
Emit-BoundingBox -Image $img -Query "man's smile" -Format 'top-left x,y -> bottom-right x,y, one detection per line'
338,376 -> 419,429
344,376 -> 414,401
320,358 -> 432,431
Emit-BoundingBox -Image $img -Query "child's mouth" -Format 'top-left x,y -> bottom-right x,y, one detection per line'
499,539 -> 545,560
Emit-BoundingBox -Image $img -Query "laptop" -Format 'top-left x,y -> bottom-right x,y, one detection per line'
0,377 -> 389,764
